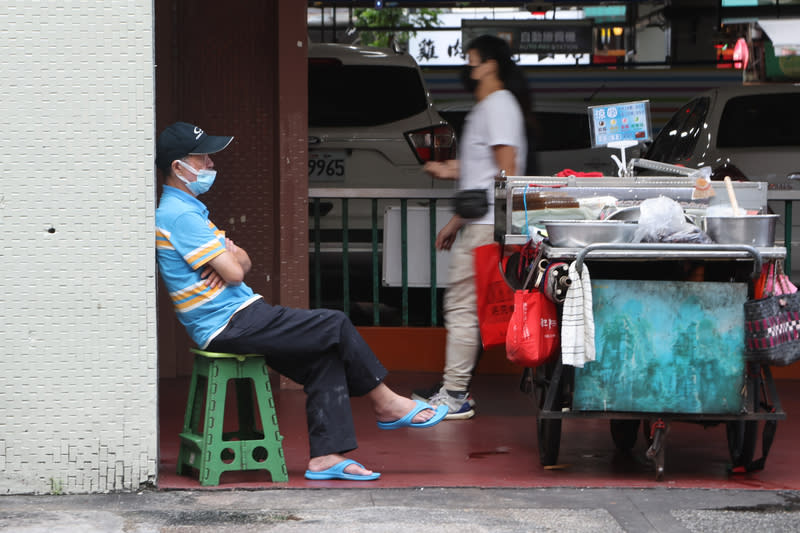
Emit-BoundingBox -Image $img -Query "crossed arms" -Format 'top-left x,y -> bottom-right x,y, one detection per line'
201,237 -> 252,288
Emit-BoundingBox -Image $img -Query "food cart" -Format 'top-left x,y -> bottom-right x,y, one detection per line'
495,174 -> 787,480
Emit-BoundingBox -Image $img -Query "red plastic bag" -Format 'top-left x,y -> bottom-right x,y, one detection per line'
506,289 -> 560,367
555,168 -> 604,178
474,243 -> 517,349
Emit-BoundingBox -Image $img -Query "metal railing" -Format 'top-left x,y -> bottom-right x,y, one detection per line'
766,190 -> 800,273
308,188 -> 800,327
309,188 -> 455,327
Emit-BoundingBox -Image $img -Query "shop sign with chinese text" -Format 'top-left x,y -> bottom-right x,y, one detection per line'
462,20 -> 593,55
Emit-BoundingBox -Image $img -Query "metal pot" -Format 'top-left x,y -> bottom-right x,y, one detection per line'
543,220 -> 638,248
703,214 -> 778,246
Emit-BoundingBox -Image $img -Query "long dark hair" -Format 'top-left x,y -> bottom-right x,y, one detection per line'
465,35 -> 532,125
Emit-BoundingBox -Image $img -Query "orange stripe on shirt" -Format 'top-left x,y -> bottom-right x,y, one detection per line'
172,282 -> 225,312
208,221 -> 225,239
184,239 -> 225,267
155,228 -> 174,249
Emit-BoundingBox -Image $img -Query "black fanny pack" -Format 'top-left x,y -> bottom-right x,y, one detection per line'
454,188 -> 489,219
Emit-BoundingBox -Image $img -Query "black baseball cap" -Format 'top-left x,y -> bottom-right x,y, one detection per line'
156,122 -> 234,174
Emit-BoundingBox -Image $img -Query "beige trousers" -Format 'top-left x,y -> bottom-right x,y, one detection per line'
442,223 -> 495,392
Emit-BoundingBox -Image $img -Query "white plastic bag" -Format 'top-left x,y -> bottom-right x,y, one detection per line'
634,196 -> 704,243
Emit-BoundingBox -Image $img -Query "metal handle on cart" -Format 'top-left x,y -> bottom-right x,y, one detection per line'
574,243 -> 763,277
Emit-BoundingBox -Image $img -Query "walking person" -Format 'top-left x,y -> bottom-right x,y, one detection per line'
155,121 -> 447,481
413,35 -> 530,419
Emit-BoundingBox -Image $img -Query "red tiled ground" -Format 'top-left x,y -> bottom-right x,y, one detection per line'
158,372 -> 799,490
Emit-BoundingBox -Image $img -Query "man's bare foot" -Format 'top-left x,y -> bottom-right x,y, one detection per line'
307,454 -> 374,476
367,383 -> 438,424
375,394 -> 436,424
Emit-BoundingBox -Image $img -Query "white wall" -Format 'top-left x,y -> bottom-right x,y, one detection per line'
0,2 -> 157,493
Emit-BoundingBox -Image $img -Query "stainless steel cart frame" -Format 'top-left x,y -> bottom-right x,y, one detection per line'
495,176 -> 787,481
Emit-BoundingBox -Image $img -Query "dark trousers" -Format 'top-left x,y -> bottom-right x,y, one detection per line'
207,298 -> 388,458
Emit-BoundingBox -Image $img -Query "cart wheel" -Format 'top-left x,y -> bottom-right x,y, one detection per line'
726,420 -> 757,468
537,417 -> 562,466
726,361 -> 761,468
610,419 -> 640,451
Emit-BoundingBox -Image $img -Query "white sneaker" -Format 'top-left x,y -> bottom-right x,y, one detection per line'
426,387 -> 475,420
412,382 -> 476,408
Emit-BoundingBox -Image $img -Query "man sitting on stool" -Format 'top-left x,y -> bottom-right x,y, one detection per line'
155,122 -> 447,481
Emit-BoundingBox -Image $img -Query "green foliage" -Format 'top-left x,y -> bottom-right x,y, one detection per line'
354,8 -> 442,50
49,477 -> 63,495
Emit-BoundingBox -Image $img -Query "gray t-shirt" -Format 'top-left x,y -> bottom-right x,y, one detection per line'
459,89 -> 526,225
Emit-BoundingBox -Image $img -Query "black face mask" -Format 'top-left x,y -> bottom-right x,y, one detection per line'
460,65 -> 478,93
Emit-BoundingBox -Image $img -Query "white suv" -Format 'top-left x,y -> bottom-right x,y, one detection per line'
644,84 -> 800,188
644,84 -> 800,272
308,43 -> 456,192
308,43 -> 457,318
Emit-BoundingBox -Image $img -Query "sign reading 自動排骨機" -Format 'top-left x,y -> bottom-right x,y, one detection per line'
462,20 -> 593,55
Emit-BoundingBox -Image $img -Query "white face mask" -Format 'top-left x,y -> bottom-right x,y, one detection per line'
176,159 -> 217,195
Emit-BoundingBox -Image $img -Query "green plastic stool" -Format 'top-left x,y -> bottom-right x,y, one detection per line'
177,348 -> 288,485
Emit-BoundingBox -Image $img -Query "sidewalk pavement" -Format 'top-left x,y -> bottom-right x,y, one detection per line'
1,487 -> 799,532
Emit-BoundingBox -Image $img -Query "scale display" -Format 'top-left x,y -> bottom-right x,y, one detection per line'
588,100 -> 651,148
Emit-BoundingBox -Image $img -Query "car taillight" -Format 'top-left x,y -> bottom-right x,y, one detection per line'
405,124 -> 457,163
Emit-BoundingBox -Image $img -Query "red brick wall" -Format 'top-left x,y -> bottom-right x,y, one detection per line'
155,0 -> 308,377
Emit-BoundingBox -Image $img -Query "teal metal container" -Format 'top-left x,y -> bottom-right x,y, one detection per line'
572,279 -> 747,414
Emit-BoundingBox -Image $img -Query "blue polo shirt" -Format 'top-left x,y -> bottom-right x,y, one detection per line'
156,186 -> 260,348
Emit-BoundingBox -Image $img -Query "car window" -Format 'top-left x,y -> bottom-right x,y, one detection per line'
646,97 -> 710,163
717,93 -> 800,148
309,62 -> 428,127
532,112 -> 591,151
439,109 -> 591,152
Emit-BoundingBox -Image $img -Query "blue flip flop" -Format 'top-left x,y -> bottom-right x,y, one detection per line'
377,400 -> 449,430
304,459 -> 381,481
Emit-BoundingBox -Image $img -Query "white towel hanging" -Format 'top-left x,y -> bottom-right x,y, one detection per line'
561,261 -> 596,368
